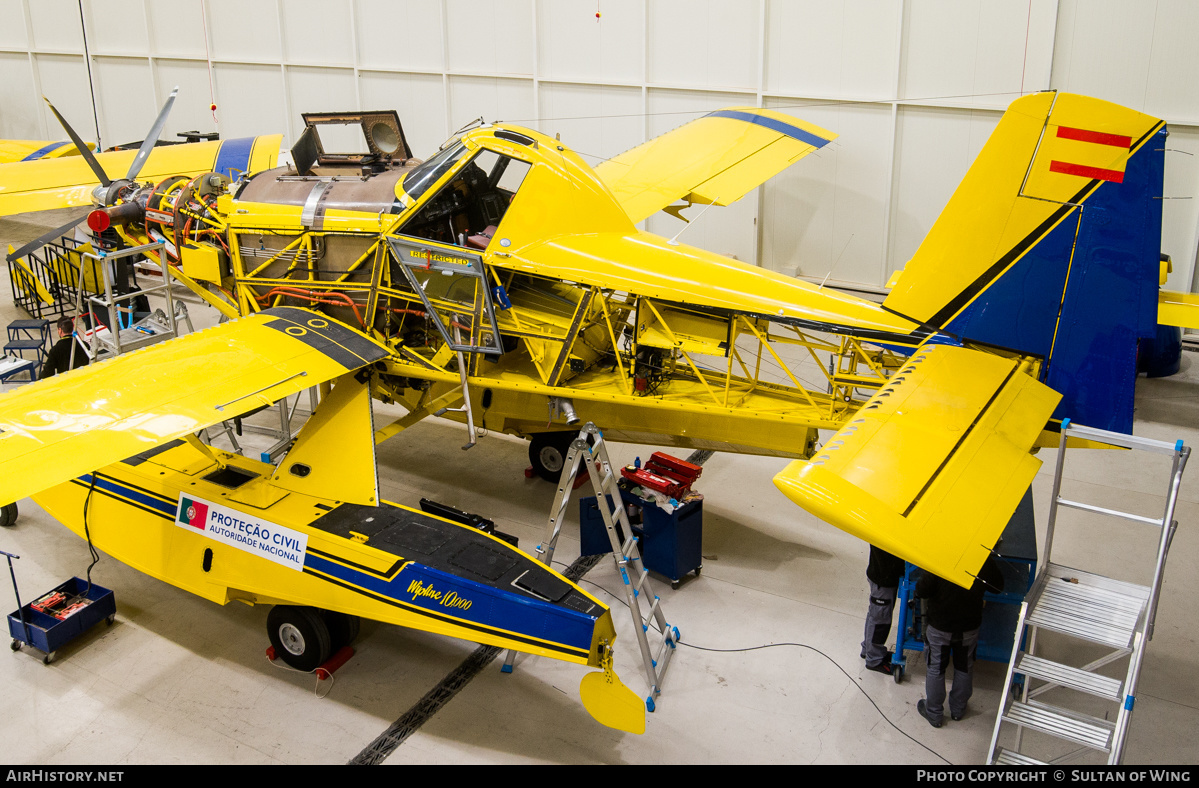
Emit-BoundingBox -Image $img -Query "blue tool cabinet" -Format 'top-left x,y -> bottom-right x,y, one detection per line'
579,488 -> 703,588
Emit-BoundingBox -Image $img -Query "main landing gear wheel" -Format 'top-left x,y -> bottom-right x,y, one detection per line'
528,432 -> 578,482
267,605 -> 332,672
321,610 -> 361,651
0,503 -> 17,528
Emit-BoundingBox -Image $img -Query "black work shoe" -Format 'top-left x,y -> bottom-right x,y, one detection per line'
951,710 -> 965,722
918,699 -> 942,728
866,660 -> 893,675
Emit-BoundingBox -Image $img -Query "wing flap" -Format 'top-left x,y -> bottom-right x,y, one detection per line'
773,345 -> 1060,587
596,108 -> 835,224
0,306 -> 388,507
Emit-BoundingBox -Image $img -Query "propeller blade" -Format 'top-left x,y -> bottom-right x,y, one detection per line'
43,97 -> 110,189
125,85 -> 179,183
5,213 -> 89,264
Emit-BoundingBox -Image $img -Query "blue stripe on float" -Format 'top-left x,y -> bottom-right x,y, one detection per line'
76,473 -> 177,519
21,141 -> 70,161
704,110 -> 831,148
303,551 -> 597,655
212,136 -> 256,178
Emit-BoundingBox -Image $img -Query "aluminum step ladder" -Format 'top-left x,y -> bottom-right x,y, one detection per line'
987,419 -> 1188,765
503,422 -> 680,711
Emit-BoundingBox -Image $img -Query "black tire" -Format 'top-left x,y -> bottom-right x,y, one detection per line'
322,610 -> 361,651
528,432 -> 578,483
0,503 -> 17,528
267,605 -> 332,672
893,664 -> 904,684
11,639 -> 21,651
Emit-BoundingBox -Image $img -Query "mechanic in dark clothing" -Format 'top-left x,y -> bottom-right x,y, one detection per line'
915,553 -> 1005,727
862,545 -> 906,674
42,316 -> 89,377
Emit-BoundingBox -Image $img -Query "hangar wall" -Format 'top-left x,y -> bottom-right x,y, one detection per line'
1,0 -> 1198,294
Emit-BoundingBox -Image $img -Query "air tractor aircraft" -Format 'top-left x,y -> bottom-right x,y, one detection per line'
0,90 -> 1183,733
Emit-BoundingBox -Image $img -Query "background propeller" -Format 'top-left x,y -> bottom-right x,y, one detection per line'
5,87 -> 180,265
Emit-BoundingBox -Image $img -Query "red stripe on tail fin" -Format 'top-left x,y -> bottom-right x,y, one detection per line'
1049,160 -> 1125,183
1056,126 -> 1132,148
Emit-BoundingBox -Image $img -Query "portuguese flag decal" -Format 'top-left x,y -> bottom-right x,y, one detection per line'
178,497 -> 209,529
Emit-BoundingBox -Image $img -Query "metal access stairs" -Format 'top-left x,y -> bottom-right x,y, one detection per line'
7,235 -> 92,320
987,420 -> 1187,765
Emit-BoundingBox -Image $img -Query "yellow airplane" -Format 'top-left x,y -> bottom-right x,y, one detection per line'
0,90 -> 1180,731
0,139 -> 95,164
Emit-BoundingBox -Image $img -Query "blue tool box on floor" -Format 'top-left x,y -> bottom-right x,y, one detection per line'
8,577 -> 116,663
579,488 -> 703,588
890,489 -> 1037,684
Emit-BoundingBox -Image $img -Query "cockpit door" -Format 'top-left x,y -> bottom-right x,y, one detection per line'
386,235 -> 503,356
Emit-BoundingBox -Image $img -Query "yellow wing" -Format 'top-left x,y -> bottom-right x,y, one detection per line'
773,344 -> 1060,588
0,140 -> 95,164
0,306 -> 388,507
0,134 -> 282,217
595,107 -> 836,224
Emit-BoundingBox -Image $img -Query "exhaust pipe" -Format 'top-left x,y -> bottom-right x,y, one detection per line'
549,397 -> 580,425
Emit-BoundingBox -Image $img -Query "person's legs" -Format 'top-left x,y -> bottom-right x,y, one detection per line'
862,581 -> 897,668
922,625 -> 951,726
947,629 -> 979,720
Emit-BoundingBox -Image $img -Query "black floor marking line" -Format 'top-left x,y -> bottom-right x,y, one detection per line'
348,553 -> 605,765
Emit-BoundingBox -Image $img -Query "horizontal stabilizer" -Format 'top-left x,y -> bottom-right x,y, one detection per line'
0,307 -> 388,506
773,345 -> 1060,587
596,107 -> 836,224
1158,289 -> 1199,329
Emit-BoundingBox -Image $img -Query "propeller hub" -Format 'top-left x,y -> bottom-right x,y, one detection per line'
86,209 -> 111,233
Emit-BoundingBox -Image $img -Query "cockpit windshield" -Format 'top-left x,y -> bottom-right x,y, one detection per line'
400,141 -> 469,203
398,146 -> 532,249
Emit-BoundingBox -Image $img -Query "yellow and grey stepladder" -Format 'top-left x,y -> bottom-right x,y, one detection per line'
503,421 -> 681,713
987,419 -> 1189,766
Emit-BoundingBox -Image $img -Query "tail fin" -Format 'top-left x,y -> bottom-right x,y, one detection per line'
883,92 -> 1166,433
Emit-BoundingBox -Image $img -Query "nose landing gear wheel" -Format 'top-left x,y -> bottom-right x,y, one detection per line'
267,605 -> 332,672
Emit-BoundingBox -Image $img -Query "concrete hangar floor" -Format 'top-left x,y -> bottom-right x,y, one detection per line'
0,208 -> 1196,766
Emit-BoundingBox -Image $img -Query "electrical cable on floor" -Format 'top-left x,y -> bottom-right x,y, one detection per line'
559,560 -> 952,765
81,474 -> 101,595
